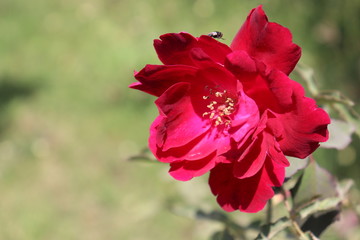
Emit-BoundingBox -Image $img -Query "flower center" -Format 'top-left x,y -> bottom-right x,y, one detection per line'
202,88 -> 236,127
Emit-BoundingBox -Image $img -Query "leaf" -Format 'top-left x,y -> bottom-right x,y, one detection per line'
196,209 -> 229,223
331,103 -> 360,138
211,228 -> 235,240
321,119 -> 355,150
195,209 -> 245,235
295,64 -> 360,138
297,179 -> 353,238
294,179 -> 354,238
294,65 -> 319,96
255,217 -> 291,240
298,197 -> 341,220
291,161 -> 338,210
290,163 -> 355,238
285,157 -> 309,178
127,148 -> 158,162
300,209 -> 340,238
169,205 -> 245,235
337,179 -> 354,199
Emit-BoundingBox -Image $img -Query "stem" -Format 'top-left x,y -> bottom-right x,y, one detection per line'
266,198 -> 273,225
280,187 -> 308,239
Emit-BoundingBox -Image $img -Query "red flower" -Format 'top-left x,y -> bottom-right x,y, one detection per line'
130,6 -> 330,213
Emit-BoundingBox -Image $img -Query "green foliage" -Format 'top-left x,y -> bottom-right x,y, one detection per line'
291,160 -> 338,211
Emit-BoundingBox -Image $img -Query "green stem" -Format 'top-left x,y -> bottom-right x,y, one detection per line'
266,198 -> 273,225
280,186 -> 308,239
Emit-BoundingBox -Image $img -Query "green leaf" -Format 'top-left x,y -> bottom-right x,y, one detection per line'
337,179 -> 354,199
298,197 -> 341,219
169,205 -> 245,235
255,217 -> 291,240
321,119 -> 355,150
285,157 -> 309,178
292,161 -> 338,210
127,148 -> 157,162
211,228 -> 235,240
331,103 -> 360,138
298,179 -> 353,237
196,209 -> 229,223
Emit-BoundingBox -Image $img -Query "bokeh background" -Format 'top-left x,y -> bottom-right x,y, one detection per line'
0,0 -> 359,239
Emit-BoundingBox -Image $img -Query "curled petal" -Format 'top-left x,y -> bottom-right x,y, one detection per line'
197,35 -> 232,64
169,151 -> 218,181
189,48 -> 219,69
209,158 -> 285,213
233,112 -> 289,179
154,32 -> 231,66
224,50 -> 258,80
276,85 -> 330,158
154,82 -> 209,151
230,6 -> 301,75
149,120 -> 211,163
154,32 -> 198,65
240,68 -> 295,113
233,133 -> 266,179
131,64 -> 197,97
228,91 -> 259,142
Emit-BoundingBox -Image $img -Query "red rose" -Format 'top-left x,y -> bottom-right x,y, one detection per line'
130,6 -> 330,212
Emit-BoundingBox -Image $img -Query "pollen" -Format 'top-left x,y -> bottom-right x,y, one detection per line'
201,88 -> 236,128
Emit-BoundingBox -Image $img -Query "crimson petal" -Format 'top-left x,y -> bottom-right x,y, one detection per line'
154,32 -> 198,66
230,6 -> 301,75
154,82 -> 209,151
132,64 -> 197,97
197,35 -> 232,64
276,84 -> 330,158
169,151 -> 218,181
209,158 -> 285,213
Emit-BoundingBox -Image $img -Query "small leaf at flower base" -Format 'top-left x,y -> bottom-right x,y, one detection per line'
211,228 -> 235,240
285,156 -> 309,178
321,119 -> 355,150
255,217 -> 291,240
291,161 -> 338,210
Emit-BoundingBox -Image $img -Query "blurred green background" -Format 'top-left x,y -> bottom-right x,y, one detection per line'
0,0 -> 359,239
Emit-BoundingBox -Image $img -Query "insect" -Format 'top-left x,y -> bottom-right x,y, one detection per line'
207,31 -> 224,40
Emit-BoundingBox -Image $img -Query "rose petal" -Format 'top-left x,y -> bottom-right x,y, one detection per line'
131,64 -> 198,97
230,6 -> 301,75
209,158 -> 285,213
240,69 -> 296,114
224,50 -> 258,80
154,32 -> 198,65
150,120 -> 209,163
169,151 -> 217,181
228,91 -> 259,142
197,35 -> 232,64
233,133 -> 266,179
154,82 -> 209,151
154,32 -> 232,66
277,91 -> 330,158
233,113 -> 281,179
